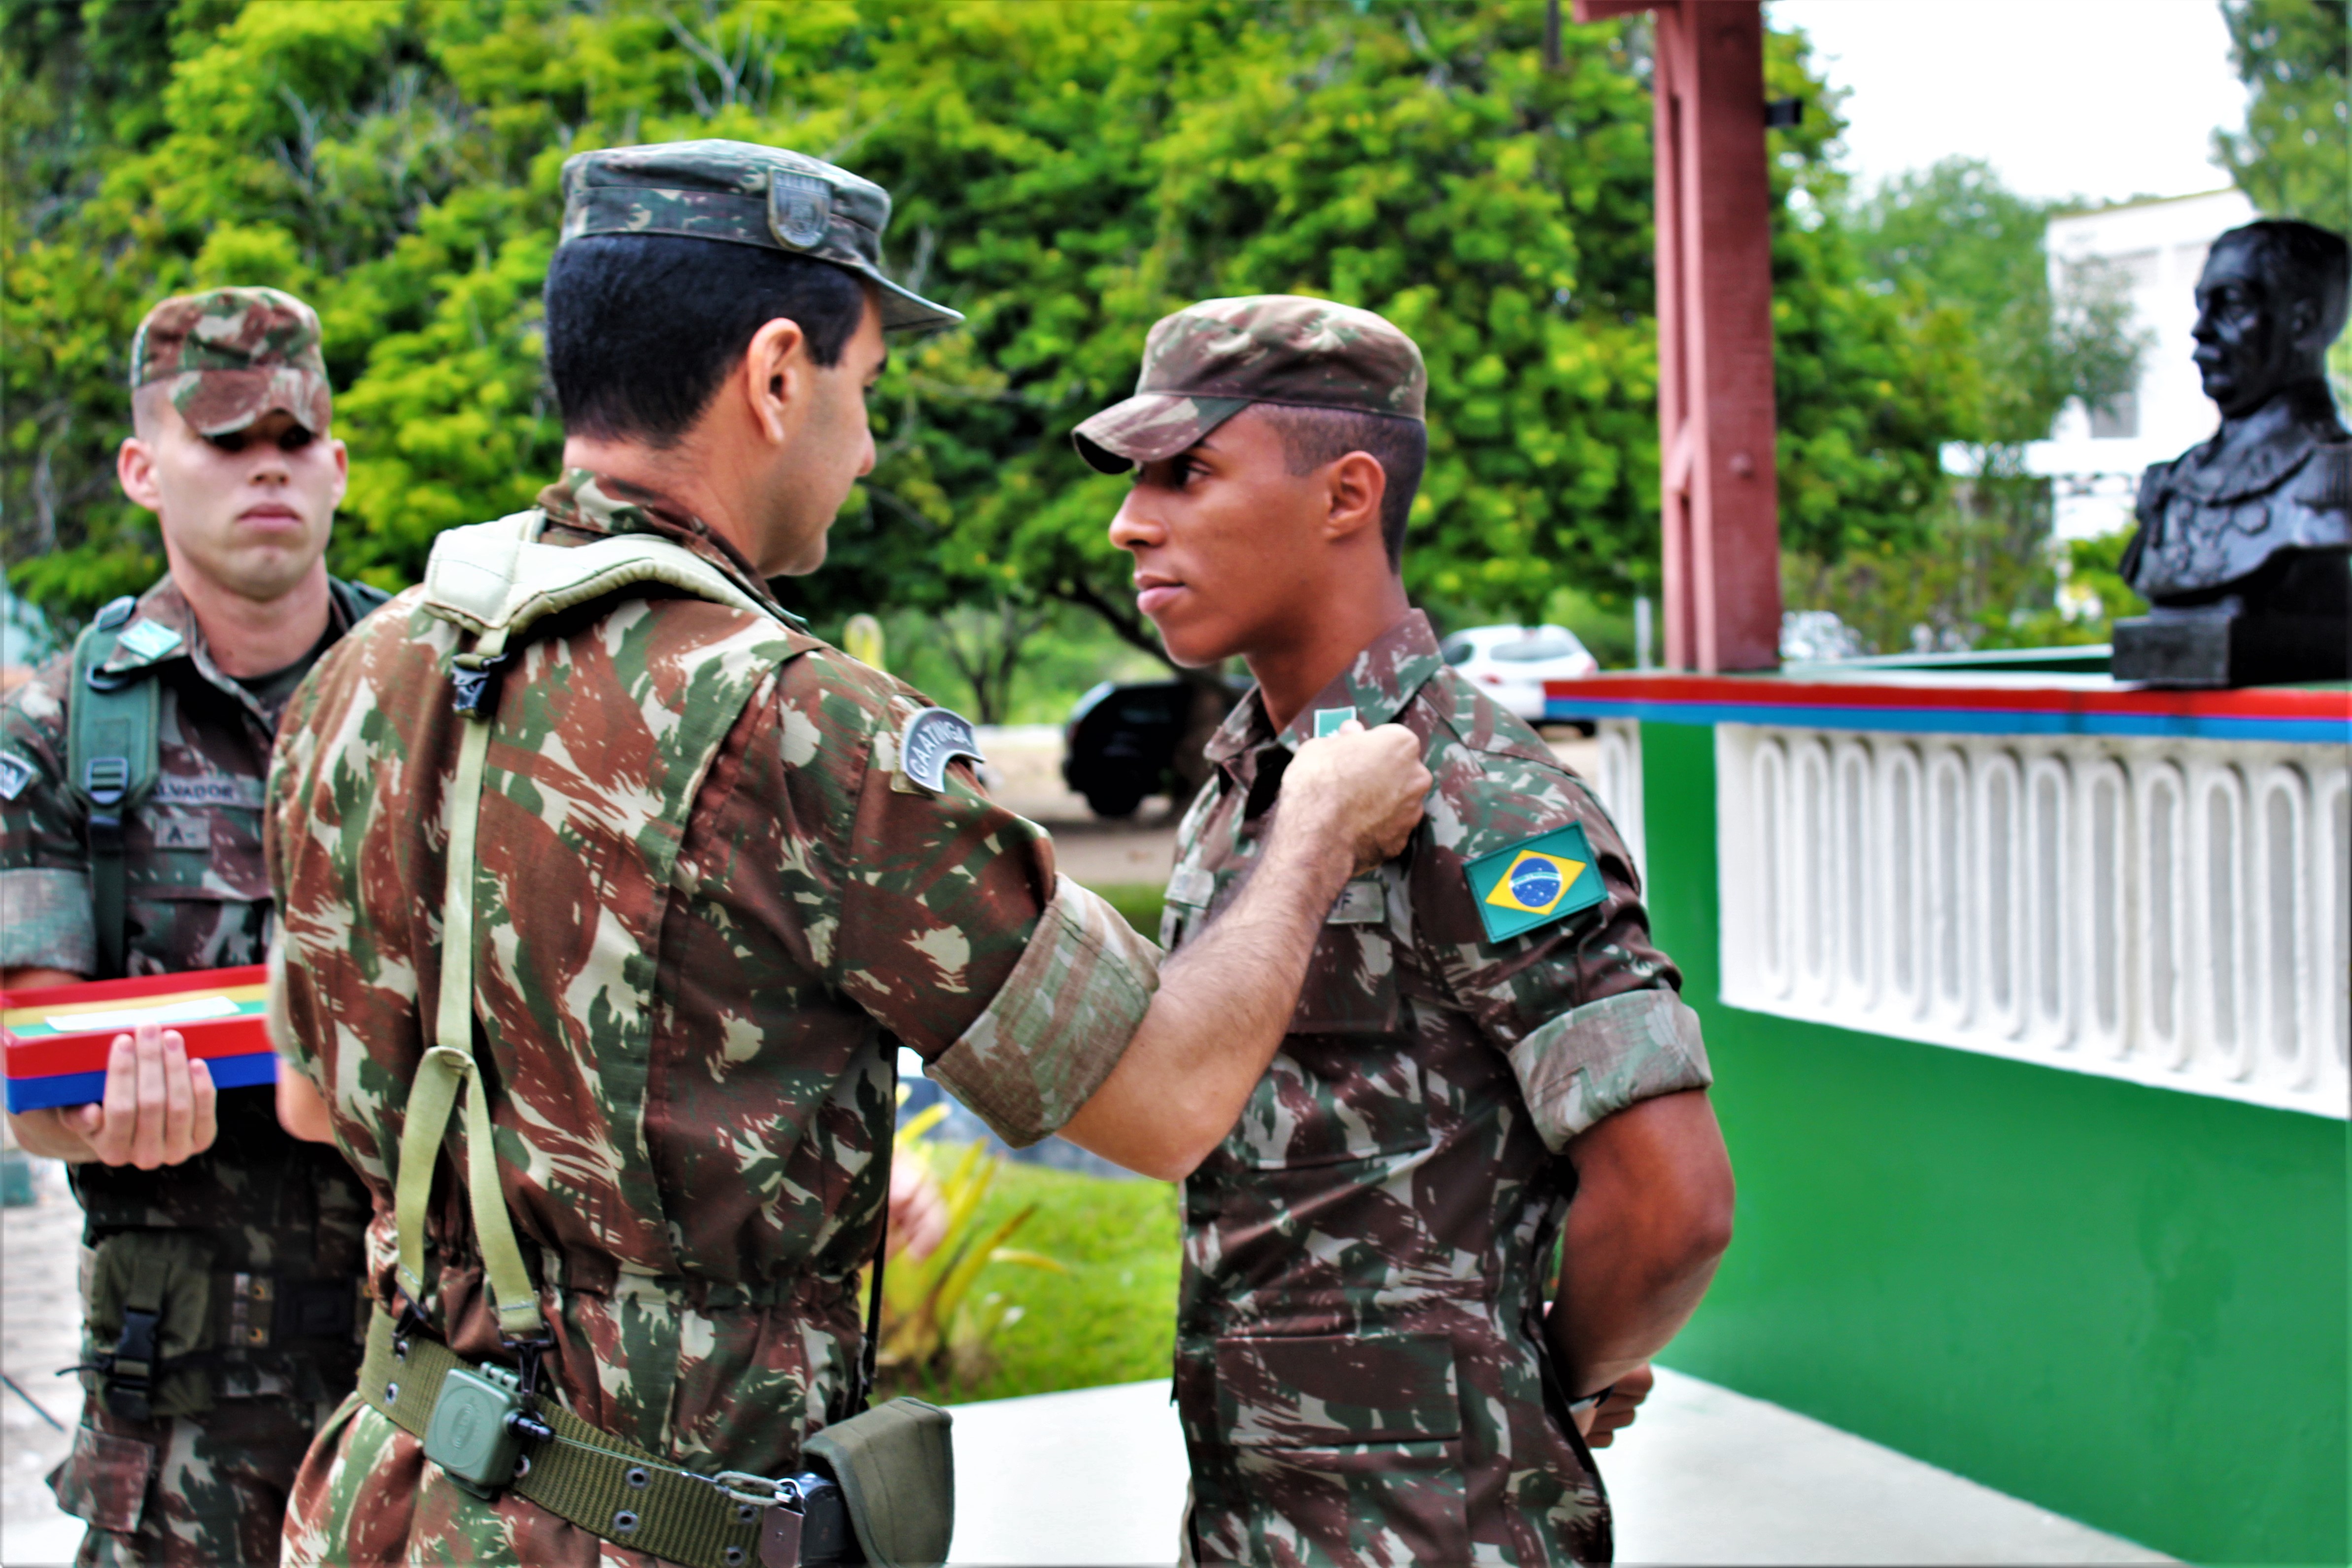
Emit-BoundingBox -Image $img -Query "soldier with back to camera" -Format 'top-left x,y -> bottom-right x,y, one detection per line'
1074,295 -> 1737,1566
0,288 -> 383,1567
264,141 -> 1430,1566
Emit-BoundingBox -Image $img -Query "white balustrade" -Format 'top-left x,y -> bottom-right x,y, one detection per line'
1592,719 -> 1647,881
1711,723 -> 2350,1118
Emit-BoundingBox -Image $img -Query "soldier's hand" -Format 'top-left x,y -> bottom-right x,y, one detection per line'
1281,719 -> 1430,875
887,1158 -> 948,1262
69,1024 -> 219,1169
1578,1361 -> 1654,1448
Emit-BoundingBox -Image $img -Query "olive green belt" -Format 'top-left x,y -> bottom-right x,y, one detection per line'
358,1305 -> 816,1568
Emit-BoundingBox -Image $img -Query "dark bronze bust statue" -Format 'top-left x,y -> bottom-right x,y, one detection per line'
2115,218 -> 2352,685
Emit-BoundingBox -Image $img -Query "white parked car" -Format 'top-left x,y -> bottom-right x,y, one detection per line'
1438,624 -> 1601,728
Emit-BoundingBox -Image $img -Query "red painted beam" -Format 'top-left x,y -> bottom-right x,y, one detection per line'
1575,0 -> 1782,673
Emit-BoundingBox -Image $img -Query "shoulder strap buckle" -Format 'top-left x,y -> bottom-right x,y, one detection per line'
450,653 -> 512,720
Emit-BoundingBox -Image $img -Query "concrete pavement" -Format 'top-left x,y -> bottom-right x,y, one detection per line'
945,1371 -> 2175,1567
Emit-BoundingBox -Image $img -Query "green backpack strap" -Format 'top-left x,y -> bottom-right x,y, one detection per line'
394,511 -> 804,1342
67,599 -> 162,981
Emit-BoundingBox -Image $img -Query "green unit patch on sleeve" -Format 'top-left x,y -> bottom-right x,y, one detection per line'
1464,822 -> 1605,943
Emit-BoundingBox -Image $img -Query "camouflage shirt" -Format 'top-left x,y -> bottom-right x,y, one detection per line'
0,575 -> 377,1394
267,471 -> 1159,1565
1164,611 -> 1712,1568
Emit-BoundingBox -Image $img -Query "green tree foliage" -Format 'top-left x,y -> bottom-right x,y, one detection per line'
1855,158 -> 2145,448
5,0 -> 1953,655
1778,155 -> 2156,654
2216,0 -> 2350,235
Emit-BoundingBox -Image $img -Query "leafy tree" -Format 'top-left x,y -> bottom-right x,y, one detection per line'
5,0 -> 1958,687
2216,0 -> 2350,236
1854,158 -> 2145,449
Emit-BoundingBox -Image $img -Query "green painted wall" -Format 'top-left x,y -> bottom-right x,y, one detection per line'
1638,719 -> 2350,1567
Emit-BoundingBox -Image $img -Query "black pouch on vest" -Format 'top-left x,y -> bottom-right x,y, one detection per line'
83,1232 -> 217,1420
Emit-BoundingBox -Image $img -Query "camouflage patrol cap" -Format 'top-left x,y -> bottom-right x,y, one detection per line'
559,139 -> 961,333
1072,295 -> 1426,474
130,286 -> 332,438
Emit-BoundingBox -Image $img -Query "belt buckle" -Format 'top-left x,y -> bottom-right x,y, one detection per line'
760,1500 -> 804,1568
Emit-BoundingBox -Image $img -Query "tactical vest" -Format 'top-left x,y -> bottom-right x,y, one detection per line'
63,578 -> 387,1421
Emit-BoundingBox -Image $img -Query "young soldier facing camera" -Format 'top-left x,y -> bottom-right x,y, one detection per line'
0,288 -> 384,1567
1075,296 -> 1736,1567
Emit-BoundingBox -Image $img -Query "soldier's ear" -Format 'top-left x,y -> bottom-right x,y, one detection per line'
741,316 -> 811,446
1321,450 -> 1387,547
117,434 -> 164,515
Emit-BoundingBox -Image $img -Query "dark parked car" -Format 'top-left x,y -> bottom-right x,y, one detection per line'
1062,679 -> 1240,818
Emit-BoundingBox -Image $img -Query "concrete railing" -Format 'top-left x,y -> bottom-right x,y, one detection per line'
1592,718 -> 1647,880
1712,723 -> 2350,1118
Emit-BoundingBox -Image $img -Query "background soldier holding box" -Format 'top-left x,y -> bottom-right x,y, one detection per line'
0,287 -> 384,1566
1076,295 -> 1737,1566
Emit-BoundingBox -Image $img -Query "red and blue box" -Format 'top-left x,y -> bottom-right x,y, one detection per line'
3,965 -> 275,1113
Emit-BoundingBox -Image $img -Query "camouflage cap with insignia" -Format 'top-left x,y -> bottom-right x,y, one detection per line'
131,286 -> 332,438
558,139 -> 961,333
1072,295 -> 1426,474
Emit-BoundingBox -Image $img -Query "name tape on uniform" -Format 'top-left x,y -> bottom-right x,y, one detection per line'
116,620 -> 184,661
1463,822 -> 1604,943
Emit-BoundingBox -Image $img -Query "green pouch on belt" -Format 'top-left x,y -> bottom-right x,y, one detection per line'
84,1232 -> 217,1420
805,1396 -> 954,1568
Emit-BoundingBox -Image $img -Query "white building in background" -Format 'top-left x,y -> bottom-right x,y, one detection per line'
2024,187 -> 2256,541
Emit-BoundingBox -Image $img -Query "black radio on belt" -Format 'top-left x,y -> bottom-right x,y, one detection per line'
761,1471 -> 861,1567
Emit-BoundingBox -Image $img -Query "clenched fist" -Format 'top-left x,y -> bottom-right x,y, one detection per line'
1280,719 -> 1432,875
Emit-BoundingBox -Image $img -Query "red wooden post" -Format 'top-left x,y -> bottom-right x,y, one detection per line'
1575,0 -> 1782,671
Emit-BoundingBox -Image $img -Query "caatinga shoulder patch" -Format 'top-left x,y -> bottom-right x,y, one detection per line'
1464,821 -> 1605,944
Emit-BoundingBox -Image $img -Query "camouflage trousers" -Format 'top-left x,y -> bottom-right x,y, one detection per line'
1175,1313 -> 1612,1567
48,1393 -> 332,1568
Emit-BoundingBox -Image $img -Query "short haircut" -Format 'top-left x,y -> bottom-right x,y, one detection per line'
130,382 -> 171,439
2215,219 -> 2351,346
544,234 -> 868,447
1248,403 -> 1429,566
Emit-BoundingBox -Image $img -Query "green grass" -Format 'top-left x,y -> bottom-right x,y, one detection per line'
1087,882 -> 1167,941
881,1155 -> 1182,1406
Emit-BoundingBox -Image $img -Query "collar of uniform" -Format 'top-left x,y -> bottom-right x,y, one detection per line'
94,578 -> 202,679
537,468 -> 809,628
1198,608 -> 1446,814
1264,609 -> 1446,755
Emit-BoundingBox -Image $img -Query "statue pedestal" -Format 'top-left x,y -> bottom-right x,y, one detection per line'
2113,605 -> 2352,687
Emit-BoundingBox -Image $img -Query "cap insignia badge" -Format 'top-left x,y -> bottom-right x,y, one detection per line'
769,173 -> 832,250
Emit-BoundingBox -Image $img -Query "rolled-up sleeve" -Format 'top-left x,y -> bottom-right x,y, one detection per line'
929,874 -> 1161,1147
778,655 -> 1162,1145
1505,988 -> 1711,1151
1,665 -> 96,975
1419,756 -> 1710,1150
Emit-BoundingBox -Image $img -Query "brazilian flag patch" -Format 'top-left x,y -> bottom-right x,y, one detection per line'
1464,823 -> 1605,943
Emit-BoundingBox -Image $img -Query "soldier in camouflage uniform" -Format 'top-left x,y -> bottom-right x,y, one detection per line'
1,288 -> 383,1567
264,143 -> 1429,1566
1076,296 -> 1737,1567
